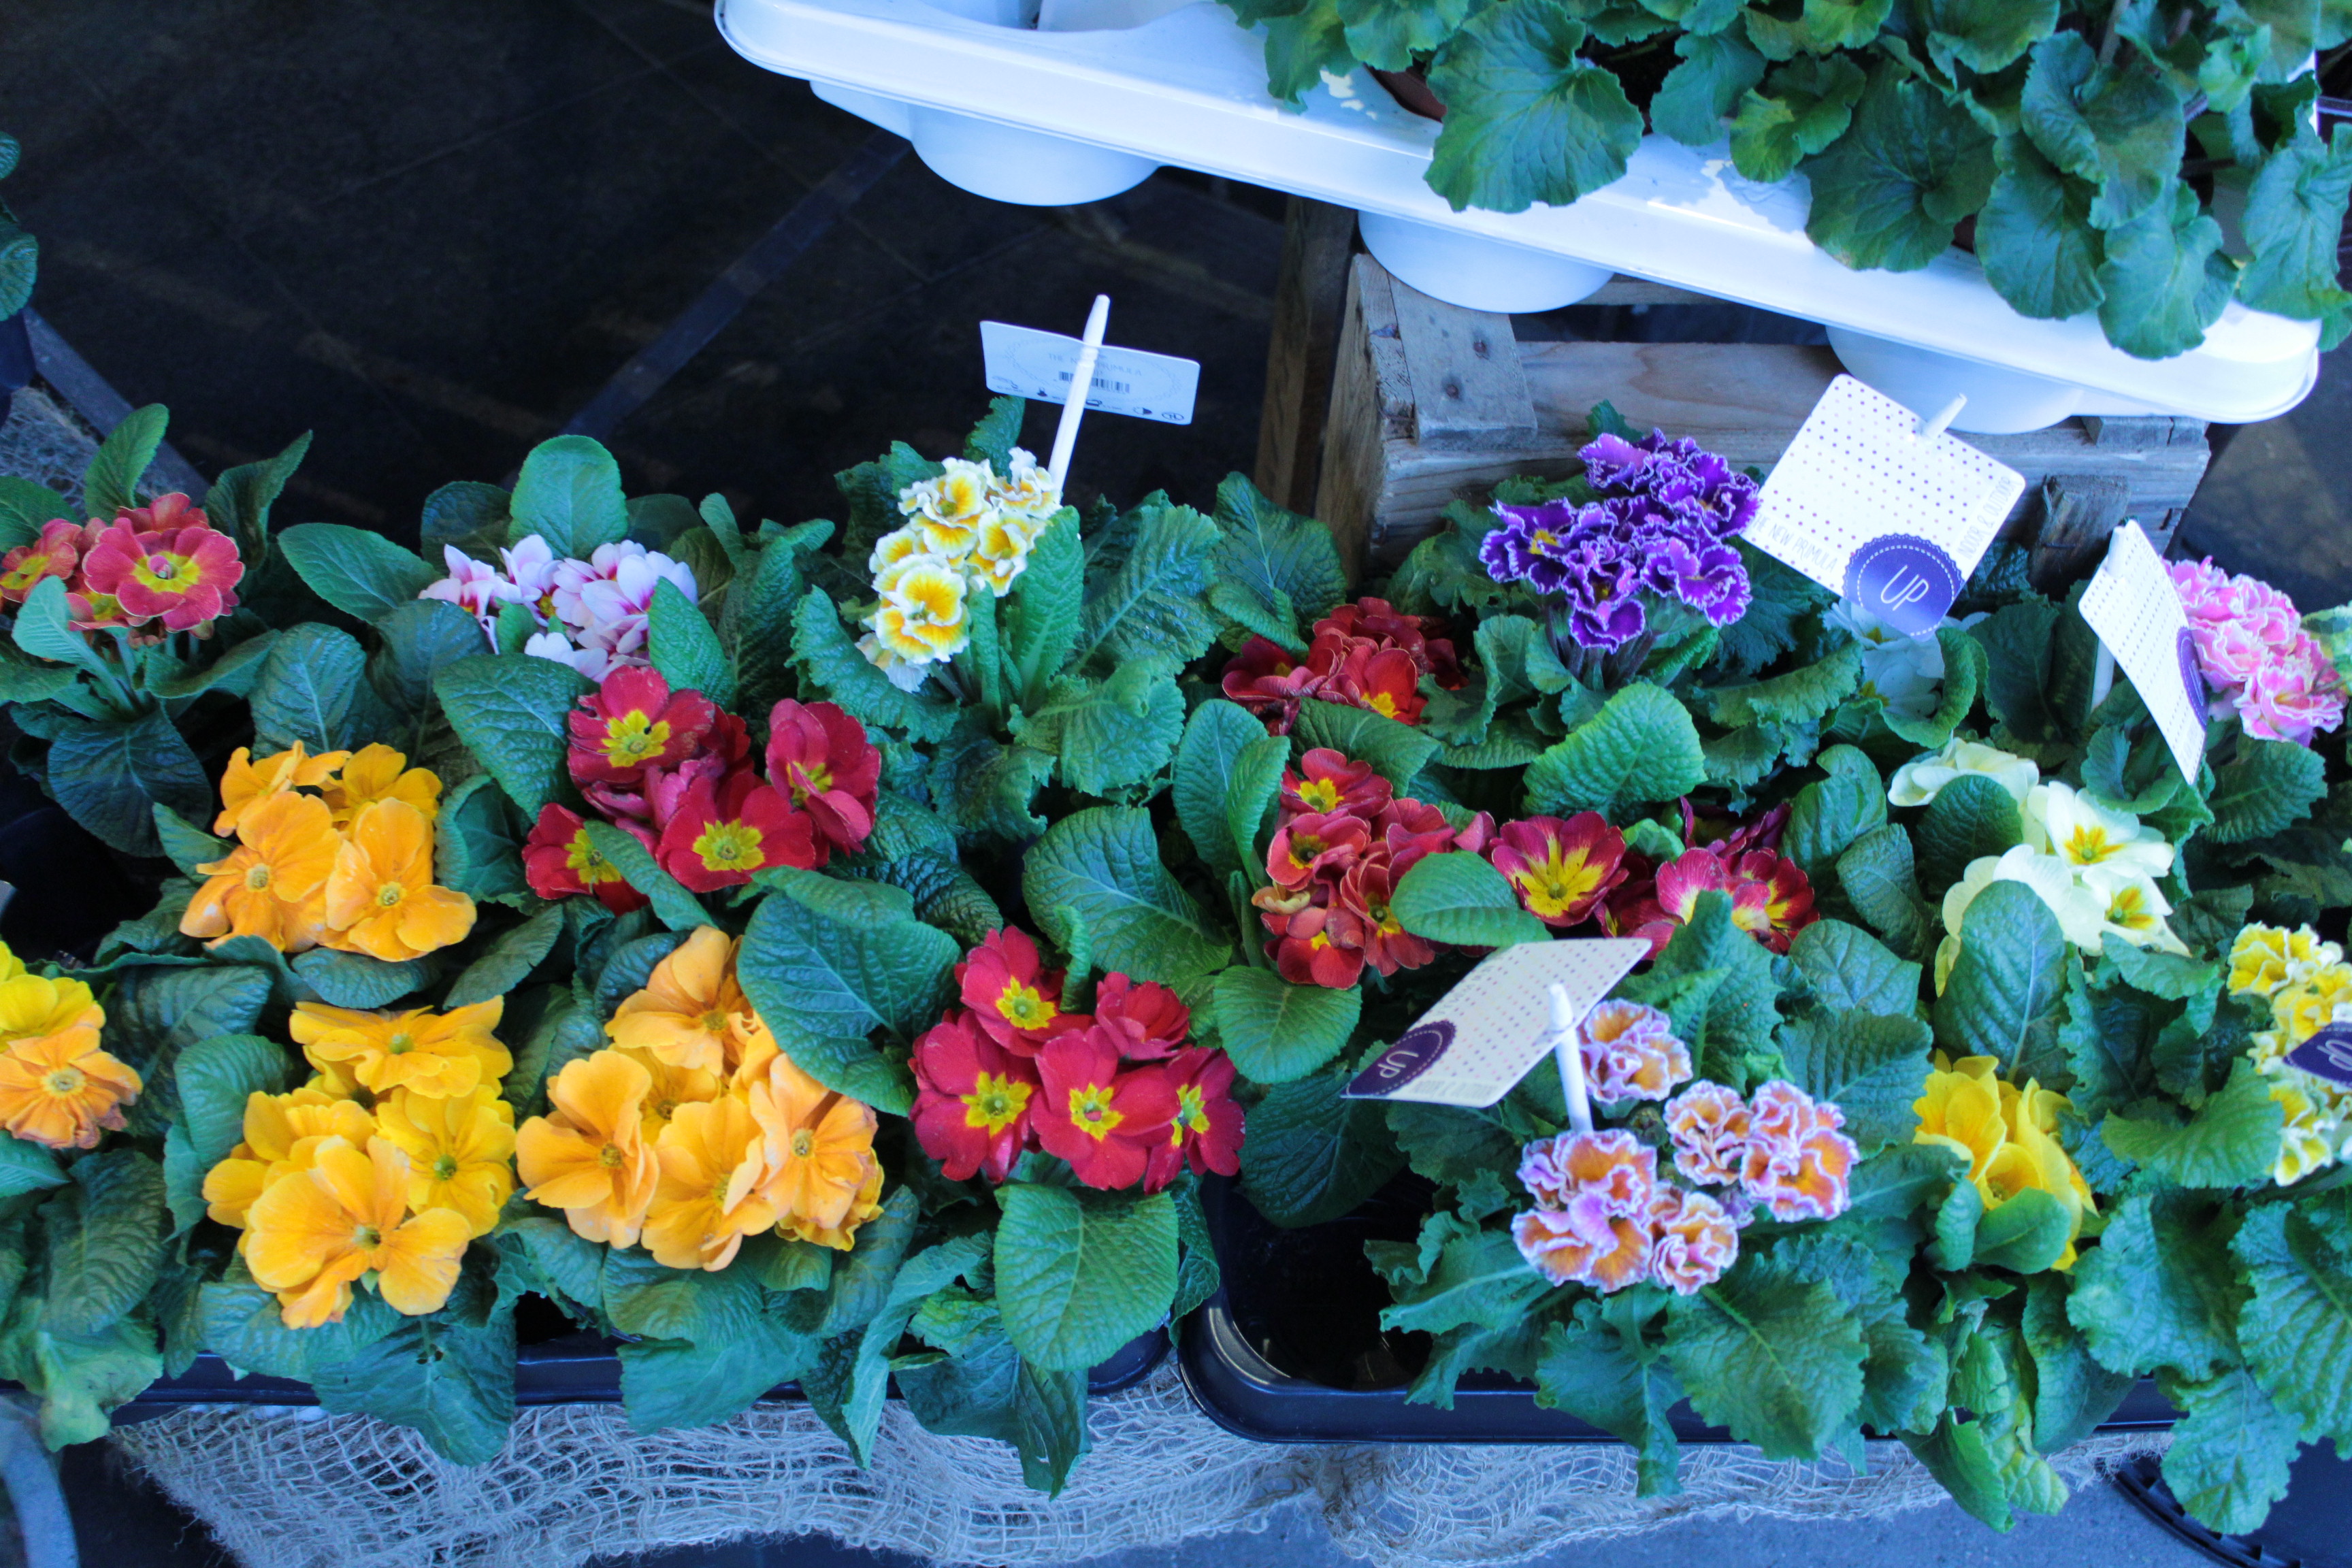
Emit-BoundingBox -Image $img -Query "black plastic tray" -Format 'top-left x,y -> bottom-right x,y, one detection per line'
1180,1175 -> 2176,1443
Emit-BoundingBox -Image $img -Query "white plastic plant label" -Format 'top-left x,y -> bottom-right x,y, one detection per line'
979,321 -> 1198,425
1343,938 -> 1652,1107
1746,375 -> 2025,636
2078,520 -> 2208,785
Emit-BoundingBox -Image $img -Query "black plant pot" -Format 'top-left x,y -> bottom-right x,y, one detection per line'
1181,1174 -> 2177,1443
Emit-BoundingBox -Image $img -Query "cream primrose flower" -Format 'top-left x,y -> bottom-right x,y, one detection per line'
2025,781 -> 2173,880
2272,1079 -> 2339,1185
992,448 -> 1062,524
1827,600 -> 1945,721
967,512 -> 1038,598
1937,846 -> 2106,990
1888,738 -> 2039,809
869,523 -> 931,577
900,458 -> 998,559
860,553 -> 970,681
2080,864 -> 2190,955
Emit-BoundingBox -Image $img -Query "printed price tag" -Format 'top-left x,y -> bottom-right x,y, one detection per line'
2078,521 -> 2208,785
980,321 -> 1198,425
1746,376 -> 2025,636
1343,939 -> 1652,1107
2287,1024 -> 2352,1087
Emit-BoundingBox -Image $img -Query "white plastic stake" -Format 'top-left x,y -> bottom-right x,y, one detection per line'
1047,294 -> 1110,489
2091,640 -> 2117,708
1549,983 -> 1593,1136
1916,395 -> 1967,442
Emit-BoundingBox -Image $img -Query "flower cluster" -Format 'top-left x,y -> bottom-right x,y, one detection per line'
2170,557 -> 2346,745
1481,430 -> 1757,652
0,493 -> 244,638
1603,800 -> 1815,956
0,942 -> 142,1149
422,536 -> 698,683
516,928 -> 885,1266
1931,769 -> 2186,985
910,928 -> 1241,1192
525,670 -> 879,902
1222,598 -> 1463,735
1512,1130 -> 1739,1296
202,998 -> 515,1326
1913,1054 -> 2095,1266
2230,923 -> 2352,1186
858,452 -> 1062,689
182,744 -> 475,960
1251,750 -> 1494,988
1665,1077 -> 1858,1224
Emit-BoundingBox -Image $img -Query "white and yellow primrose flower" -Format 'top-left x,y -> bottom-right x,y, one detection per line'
992,448 -> 1062,526
899,458 -> 999,559
2273,1079 -> 2338,1186
968,514 -> 1037,598
1888,738 -> 2040,809
859,553 -> 970,685
869,523 -> 932,577
2078,864 -> 2189,955
2025,782 -> 2172,880
1936,845 -> 2108,990
2230,924 -> 2347,1000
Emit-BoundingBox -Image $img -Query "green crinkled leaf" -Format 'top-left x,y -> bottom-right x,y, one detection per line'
0,1137 -> 64,1201
434,652 -> 589,817
1933,882 -> 2070,1081
1239,1068 -> 1406,1227
108,963 -> 273,1062
2208,738 -> 2328,844
1424,1 -> 1644,213
1665,1252 -> 1867,1460
1003,510 -> 1084,701
10,576 -> 111,687
2021,32 -> 2183,230
1783,745 -> 1886,879
2238,124 -> 2352,321
372,598 -> 492,723
42,1150 -> 165,1337
508,435 -> 628,557
1533,1296 -> 1683,1493
1914,772 -> 2025,892
1209,473 -> 1347,642
1645,890 -> 1782,1088
287,948 -> 426,1009
310,1309 -> 519,1467
1651,29 -> 1766,146
172,1033 -> 293,1173
1172,700 -> 1268,881
582,821 -> 706,934
1213,966 -> 1362,1084
1835,823 -> 1931,960
1709,644 -> 1861,729
2021,1273 -> 2134,1452
1074,500 -> 1222,674
1802,61 -> 1996,274
1780,1008 -> 1931,1153
1731,54 -> 1867,185
2067,1189 -> 2242,1379
0,1301 -> 163,1450
1743,0 -> 1889,56
1979,135 -> 2108,321
1882,627 -> 1988,750
2236,1202 -> 2352,1448
1918,0 -> 2058,72
1523,682 -> 1705,817
81,405 -> 167,521
2158,1365 -> 2302,1535
2096,181 -> 2237,361
1788,919 -> 1919,1016
445,904 -> 566,1009
789,588 -> 960,743
1024,807 -> 1231,990
1291,698 -> 1439,791
46,710 -> 210,858
647,578 -> 735,711
930,728 -> 1055,845
276,523 -> 438,625
435,774 -> 529,904
1391,851 -> 1550,949
253,621 -> 379,755
1012,664 -> 1185,797
192,431 -> 308,564
994,1185 -> 1178,1371
1375,1218 -> 1552,1337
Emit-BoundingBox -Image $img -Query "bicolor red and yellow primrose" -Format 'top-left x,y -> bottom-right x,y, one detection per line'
0,493 -> 246,638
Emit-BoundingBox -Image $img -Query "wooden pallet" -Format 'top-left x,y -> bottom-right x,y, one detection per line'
1282,250 -> 2212,588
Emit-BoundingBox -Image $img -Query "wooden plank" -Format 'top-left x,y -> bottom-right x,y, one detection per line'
1315,260 -> 1390,581
2029,475 -> 2133,592
1386,276 -> 1536,451
1252,197 -> 1359,513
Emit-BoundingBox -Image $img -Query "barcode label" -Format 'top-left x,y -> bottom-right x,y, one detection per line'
980,321 -> 1198,425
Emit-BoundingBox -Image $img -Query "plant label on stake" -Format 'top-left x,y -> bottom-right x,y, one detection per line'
1343,938 -> 1650,1107
1745,376 -> 2025,636
2287,1024 -> 2352,1087
979,310 -> 1200,474
2078,520 -> 2208,785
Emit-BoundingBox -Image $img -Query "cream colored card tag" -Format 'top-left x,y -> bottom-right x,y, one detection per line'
1746,375 -> 2025,636
2078,521 -> 2207,784
1343,939 -> 1652,1107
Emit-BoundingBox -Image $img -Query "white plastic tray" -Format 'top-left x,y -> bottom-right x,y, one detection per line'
715,0 -> 2323,430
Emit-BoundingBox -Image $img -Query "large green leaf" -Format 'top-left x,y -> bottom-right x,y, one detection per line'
1213,966 -> 1362,1083
250,623 -> 373,753
204,432 -> 313,560
11,576 -> 114,686
1535,1298 -> 1683,1492
2207,738 -> 2327,844
444,904 -> 566,1009
2067,1190 -> 2243,1379
2238,125 -> 2352,321
1239,1068 -> 1406,1226
789,588 -> 960,743
994,1185 -> 1178,1371
583,820 -> 708,934
434,653 -> 589,817
647,578 -> 735,711
1208,474 -> 1347,644
310,1309 -> 519,1466
1917,0 -> 2057,71
1787,919 -> 1919,1015
1780,1008 -> 1931,1152
508,435 -> 628,557
1729,54 -> 1866,185
1010,664 -> 1186,796
1913,772 -> 2024,892
42,1151 -> 165,1337
292,949 -> 429,1009
2159,1365 -> 2302,1535
1390,851 -> 1550,948
434,773 -> 529,904
2021,1274 -> 2134,1452
1426,1 -> 1644,213
2020,33 -> 2183,230
372,598 -> 491,720
1782,745 -> 1886,879
1173,700 -> 1270,880
81,406 -> 167,521
1073,500 -> 1223,674
1004,511 -> 1084,702
2096,182 -> 2236,360
1978,135 -> 2108,321
45,709 -> 210,857
1374,1214 -> 1552,1337
1291,698 -> 1439,791
1023,808 -> 1231,989
2100,1060 -> 2282,1187
1933,882 -> 2070,1081
1652,30 -> 1767,146
276,523 -> 438,625
1522,683 -> 1705,817
172,1033 -> 293,1173
2236,1201 -> 2352,1447
1802,62 -> 1996,273
1664,1252 -> 1867,1460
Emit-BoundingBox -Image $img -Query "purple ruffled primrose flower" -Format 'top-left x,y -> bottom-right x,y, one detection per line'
1486,430 -> 1758,651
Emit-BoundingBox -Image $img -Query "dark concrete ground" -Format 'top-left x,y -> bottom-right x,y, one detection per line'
1,0 -> 2348,1564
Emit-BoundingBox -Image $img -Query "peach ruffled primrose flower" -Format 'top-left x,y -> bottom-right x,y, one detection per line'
182,790 -> 340,952
516,1051 -> 660,1248
321,799 -> 476,961
244,1136 -> 471,1328
605,926 -> 754,1075
0,1027 -> 143,1150
289,998 -> 510,1099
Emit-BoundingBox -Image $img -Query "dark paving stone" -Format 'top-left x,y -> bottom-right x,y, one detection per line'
59,1441 -> 235,1568
2177,346 -> 2352,613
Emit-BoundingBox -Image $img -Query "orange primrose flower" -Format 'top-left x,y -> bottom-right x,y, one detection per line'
321,744 -> 442,827
202,1088 -> 377,1230
183,790 -> 341,953
214,743 -> 349,836
288,998 -> 510,1098
321,799 -> 476,961
606,926 -> 755,1076
242,1136 -> 470,1328
644,1095 -> 776,1272
375,1086 -> 517,1238
0,1028 -> 143,1149
515,1051 -> 659,1248
746,1051 -> 882,1245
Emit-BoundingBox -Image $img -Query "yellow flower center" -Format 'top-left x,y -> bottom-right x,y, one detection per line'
433,1155 -> 459,1180
376,882 -> 406,909
132,550 -> 200,593
598,1143 -> 625,1169
566,833 -> 621,885
354,1224 -> 382,1250
2105,887 -> 2159,930
790,1129 -> 816,1158
1068,1083 -> 1122,1141
700,1010 -> 730,1036
387,1032 -> 415,1055
1368,692 -> 1400,717
995,983 -> 1057,1031
693,821 -> 764,871
1176,1083 -> 1209,1137
244,864 -> 273,891
1516,847 -> 1599,919
1296,779 -> 1341,813
962,1073 -> 1033,1135
41,1068 -> 85,1097
602,712 -> 672,768
2061,825 -> 2117,865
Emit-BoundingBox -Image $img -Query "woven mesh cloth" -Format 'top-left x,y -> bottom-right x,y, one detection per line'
0,387 -> 99,508
110,1362 -> 2171,1568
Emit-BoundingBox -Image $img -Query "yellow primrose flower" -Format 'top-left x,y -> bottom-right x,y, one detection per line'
375,1086 -> 517,1239
614,1047 -> 725,1135
898,458 -> 997,559
203,1088 -> 377,1230
966,513 -> 1035,598
644,1096 -> 775,1272
784,1158 -> 883,1252
2271,1080 -> 2338,1186
2274,962 -> 2352,1043
213,743 -> 349,836
243,1135 -> 470,1328
1942,845 -> 2105,949
321,744 -> 442,827
868,523 -> 930,577
182,789 -> 340,954
0,973 -> 101,1045
605,927 -> 751,1077
515,1051 -> 659,1249
1914,1055 -> 2008,1187
2025,782 -> 2172,880
1914,1054 -> 2095,1269
289,998 -> 510,1099
745,1051 -> 882,1245
1887,738 -> 2039,809
320,800 -> 476,962
990,448 -> 1061,525
865,555 -> 970,667
0,940 -> 22,985
2232,924 -> 2346,1000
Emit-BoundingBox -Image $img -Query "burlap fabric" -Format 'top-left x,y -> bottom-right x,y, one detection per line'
110,1361 -> 2170,1568
0,386 -> 99,508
